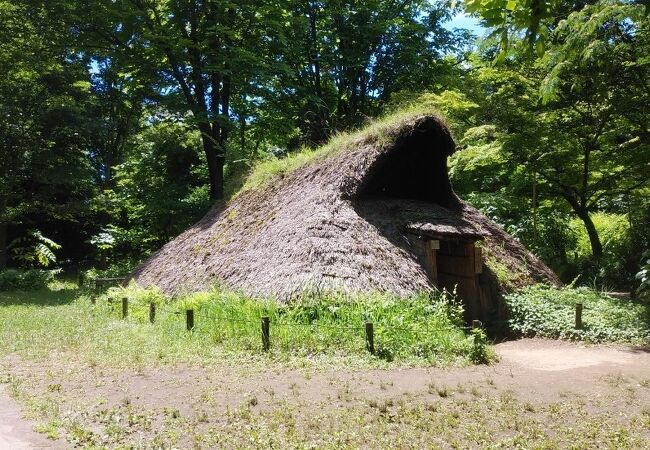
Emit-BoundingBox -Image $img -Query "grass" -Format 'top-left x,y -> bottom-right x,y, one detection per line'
172,288 -> 489,364
3,366 -> 648,449
3,281 -> 649,448
0,282 -> 201,368
505,284 -> 650,343
0,281 -> 489,370
237,106 -> 445,195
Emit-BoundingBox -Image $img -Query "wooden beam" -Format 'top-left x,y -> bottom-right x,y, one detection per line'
474,246 -> 483,274
429,246 -> 438,285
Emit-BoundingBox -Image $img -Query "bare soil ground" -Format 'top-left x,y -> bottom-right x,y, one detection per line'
2,338 -> 649,449
0,385 -> 65,449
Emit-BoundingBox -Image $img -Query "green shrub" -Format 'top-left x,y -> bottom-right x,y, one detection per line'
0,269 -> 58,291
505,284 -> 650,343
104,281 -> 166,304
100,281 -> 168,322
80,260 -> 138,288
469,328 -> 490,364
636,250 -> 650,299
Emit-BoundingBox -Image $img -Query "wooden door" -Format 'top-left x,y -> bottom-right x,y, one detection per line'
435,240 -> 482,321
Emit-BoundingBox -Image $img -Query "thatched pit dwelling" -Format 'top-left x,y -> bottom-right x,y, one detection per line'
132,112 -> 559,321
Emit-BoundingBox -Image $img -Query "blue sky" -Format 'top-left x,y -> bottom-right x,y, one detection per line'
445,12 -> 485,34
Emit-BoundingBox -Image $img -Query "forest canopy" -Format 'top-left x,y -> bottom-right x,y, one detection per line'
0,0 -> 648,291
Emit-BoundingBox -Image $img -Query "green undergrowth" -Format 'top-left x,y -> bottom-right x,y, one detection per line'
237,106 -> 444,195
0,281 -> 491,370
0,269 -> 59,291
505,284 -> 650,343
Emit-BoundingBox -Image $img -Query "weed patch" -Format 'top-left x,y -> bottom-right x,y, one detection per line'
0,282 -> 493,369
505,284 -> 650,343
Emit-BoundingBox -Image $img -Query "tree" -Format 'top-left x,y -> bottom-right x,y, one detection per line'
92,119 -> 210,262
535,1 -> 649,256
464,0 -> 603,51
73,0 -> 283,201
268,0 -> 471,144
0,0 -> 95,268
88,60 -> 144,190
439,1 -> 649,258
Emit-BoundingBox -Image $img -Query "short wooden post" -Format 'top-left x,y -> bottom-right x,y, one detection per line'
575,303 -> 583,329
93,279 -> 99,298
472,320 -> 482,330
365,322 -> 375,354
186,309 -> 194,331
149,302 -> 156,324
261,316 -> 270,352
122,297 -> 128,319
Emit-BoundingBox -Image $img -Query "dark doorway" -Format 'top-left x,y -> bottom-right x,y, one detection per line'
408,235 -> 483,322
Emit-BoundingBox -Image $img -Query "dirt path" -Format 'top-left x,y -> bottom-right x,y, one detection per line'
0,385 -> 64,450
497,338 -> 644,370
2,338 -> 649,448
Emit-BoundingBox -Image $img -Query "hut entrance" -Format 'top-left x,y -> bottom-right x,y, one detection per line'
414,237 -> 483,321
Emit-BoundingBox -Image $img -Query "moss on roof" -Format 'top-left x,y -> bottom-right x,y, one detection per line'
238,106 -> 451,196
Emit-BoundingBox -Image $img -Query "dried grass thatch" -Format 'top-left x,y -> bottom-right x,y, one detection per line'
131,112 -> 559,304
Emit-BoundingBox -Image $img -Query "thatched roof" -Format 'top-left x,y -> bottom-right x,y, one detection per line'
131,112 -> 559,299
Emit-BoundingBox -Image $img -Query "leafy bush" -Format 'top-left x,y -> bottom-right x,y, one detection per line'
0,269 -> 58,291
636,250 -> 650,299
100,281 -> 168,322
505,284 -> 650,343
104,281 -> 166,304
469,328 -> 490,364
80,259 -> 139,288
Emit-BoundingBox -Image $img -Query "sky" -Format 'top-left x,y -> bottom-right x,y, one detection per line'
445,12 -> 485,34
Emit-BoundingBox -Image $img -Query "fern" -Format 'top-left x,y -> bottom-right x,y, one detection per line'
9,230 -> 61,268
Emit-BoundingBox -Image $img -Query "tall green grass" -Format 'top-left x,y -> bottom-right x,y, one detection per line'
169,289 -> 485,363
0,281 -> 490,368
104,283 -> 489,364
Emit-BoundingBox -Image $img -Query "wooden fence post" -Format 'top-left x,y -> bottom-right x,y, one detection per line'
575,303 -> 583,329
149,302 -> 156,324
365,322 -> 375,354
186,309 -> 194,331
122,297 -> 128,319
261,316 -> 270,352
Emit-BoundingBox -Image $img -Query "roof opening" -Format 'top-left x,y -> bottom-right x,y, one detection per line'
354,120 -> 458,208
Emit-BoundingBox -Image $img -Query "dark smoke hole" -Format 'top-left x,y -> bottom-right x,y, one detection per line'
355,131 -> 456,207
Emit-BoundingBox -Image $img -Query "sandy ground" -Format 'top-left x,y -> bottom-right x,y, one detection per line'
497,338 -> 644,371
0,385 -> 64,449
1,338 -> 649,449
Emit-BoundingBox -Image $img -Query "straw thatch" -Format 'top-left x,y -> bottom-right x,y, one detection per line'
131,112 -> 559,304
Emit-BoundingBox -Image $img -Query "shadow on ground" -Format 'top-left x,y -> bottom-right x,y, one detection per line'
0,286 -> 80,307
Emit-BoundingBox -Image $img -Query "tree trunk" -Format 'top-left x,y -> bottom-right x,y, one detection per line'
577,209 -> 603,258
199,126 -> 225,201
214,155 -> 225,200
0,221 -> 7,269
561,191 -> 603,258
